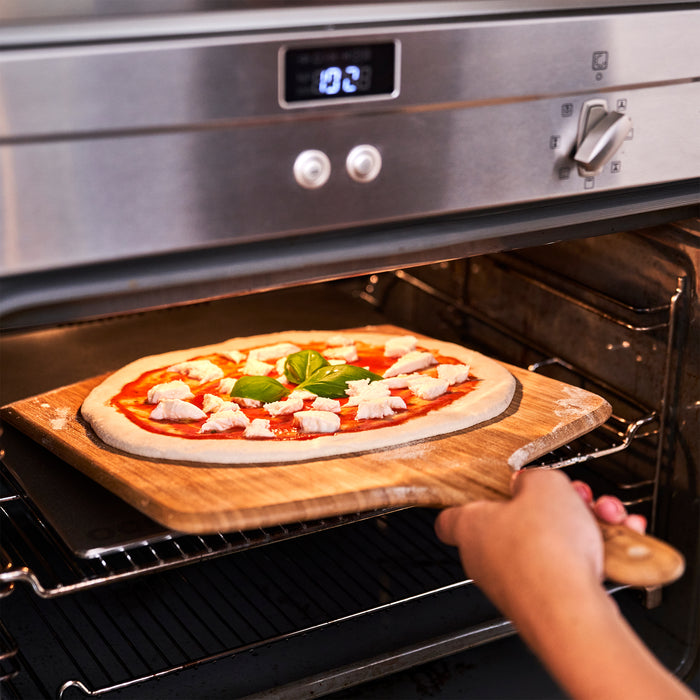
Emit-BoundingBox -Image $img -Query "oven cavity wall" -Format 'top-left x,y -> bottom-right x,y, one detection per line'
350,222 -> 699,680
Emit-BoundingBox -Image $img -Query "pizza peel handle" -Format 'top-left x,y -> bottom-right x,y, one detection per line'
427,485 -> 685,589
597,521 -> 685,588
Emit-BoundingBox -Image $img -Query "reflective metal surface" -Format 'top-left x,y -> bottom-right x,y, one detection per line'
1,6 -> 698,288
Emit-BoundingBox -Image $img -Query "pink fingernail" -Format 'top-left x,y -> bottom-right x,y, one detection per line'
572,481 -> 593,503
625,514 -> 647,534
595,495 -> 626,523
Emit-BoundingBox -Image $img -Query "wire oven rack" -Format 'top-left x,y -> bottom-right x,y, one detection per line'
372,254 -> 687,526
1,482 -> 516,698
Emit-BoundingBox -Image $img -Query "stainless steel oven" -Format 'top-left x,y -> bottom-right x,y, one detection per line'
1,1 -> 698,697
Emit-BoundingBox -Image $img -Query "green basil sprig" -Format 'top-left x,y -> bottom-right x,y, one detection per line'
230,376 -> 290,403
297,364 -> 383,399
284,349 -> 329,384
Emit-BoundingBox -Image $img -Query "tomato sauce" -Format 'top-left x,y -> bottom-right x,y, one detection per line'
111,342 -> 478,440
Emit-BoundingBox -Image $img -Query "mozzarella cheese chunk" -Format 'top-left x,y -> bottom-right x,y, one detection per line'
293,410 -> 341,434
218,378 -> 236,394
437,363 -> 471,386
384,335 -> 417,358
202,393 -> 224,413
200,409 -> 250,433
289,388 -> 317,401
264,397 -> 304,416
248,342 -> 301,362
242,358 -> 275,377
387,395 -> 407,410
376,375 -> 413,390
355,398 -> 393,420
383,351 -> 437,378
243,418 -> 276,439
222,349 -> 246,363
345,378 -> 372,396
346,382 -> 391,406
275,356 -> 289,378
202,394 -> 239,414
407,376 -> 449,400
168,360 -> 224,384
311,397 -> 341,413
218,378 -> 262,407
355,395 -> 406,420
231,396 -> 263,409
323,345 -> 358,362
146,380 -> 194,404
150,399 -> 207,421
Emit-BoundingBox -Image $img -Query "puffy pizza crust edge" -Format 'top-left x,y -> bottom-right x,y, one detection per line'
80,330 -> 516,464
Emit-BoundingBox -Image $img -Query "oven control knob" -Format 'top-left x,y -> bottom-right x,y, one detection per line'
573,99 -> 632,177
346,145 -> 382,183
293,149 -> 331,189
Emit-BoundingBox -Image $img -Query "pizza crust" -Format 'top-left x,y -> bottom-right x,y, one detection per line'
81,329 -> 516,464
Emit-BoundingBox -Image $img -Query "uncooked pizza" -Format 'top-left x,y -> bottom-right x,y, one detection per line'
81,329 -> 516,463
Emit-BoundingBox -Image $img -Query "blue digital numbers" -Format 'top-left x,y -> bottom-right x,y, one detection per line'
342,65 -> 360,93
318,66 -> 342,95
284,43 -> 395,104
315,65 -> 372,96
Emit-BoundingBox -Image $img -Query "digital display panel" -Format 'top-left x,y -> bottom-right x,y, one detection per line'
282,42 -> 397,105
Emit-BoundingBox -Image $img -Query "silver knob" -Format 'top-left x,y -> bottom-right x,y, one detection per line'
293,150 -> 331,189
573,100 -> 632,177
346,145 -> 382,183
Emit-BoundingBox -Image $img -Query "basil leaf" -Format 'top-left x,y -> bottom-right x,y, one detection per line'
230,376 -> 290,403
284,349 -> 329,385
298,364 -> 383,398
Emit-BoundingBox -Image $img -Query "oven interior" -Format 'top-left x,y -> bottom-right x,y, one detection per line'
1,222 -> 698,698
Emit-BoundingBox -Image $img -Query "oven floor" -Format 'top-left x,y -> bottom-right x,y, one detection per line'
147,634 -> 567,699
331,635 -> 700,700
328,636 -> 565,699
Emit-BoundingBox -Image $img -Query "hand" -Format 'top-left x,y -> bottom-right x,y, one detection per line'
570,479 -> 647,534
434,469 -> 607,619
434,470 -> 697,700
435,470 -> 645,615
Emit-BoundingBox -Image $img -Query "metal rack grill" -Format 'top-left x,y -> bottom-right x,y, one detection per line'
2,504 -> 504,699
0,462 -> 403,599
373,250 -> 687,531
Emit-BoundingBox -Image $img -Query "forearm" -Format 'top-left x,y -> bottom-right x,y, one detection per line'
435,472 -> 697,700
510,578 -> 695,700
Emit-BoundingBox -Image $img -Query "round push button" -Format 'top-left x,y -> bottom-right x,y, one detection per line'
293,150 -> 331,189
346,145 -> 382,183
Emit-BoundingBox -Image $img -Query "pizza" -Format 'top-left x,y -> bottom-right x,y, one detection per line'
81,329 -> 516,464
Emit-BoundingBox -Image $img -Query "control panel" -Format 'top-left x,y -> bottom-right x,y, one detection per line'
1,7 -> 698,282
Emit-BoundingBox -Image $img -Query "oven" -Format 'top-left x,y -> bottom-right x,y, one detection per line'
1,1 -> 699,697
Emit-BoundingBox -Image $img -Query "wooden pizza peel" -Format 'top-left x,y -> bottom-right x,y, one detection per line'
0,331 -> 685,588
